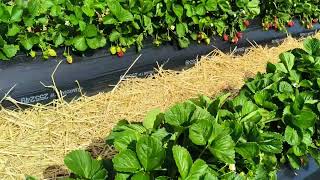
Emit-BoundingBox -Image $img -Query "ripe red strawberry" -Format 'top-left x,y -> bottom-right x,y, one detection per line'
236,32 -> 243,39
313,19 -> 318,24
273,24 -> 278,31
117,50 -> 124,57
288,21 -> 295,27
223,34 -> 229,41
232,36 -> 239,44
243,20 -> 250,27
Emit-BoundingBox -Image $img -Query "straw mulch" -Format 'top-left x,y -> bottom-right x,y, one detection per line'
0,35 -> 315,179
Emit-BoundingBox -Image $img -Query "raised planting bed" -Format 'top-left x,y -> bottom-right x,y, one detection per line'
1,18 -> 320,108
1,0 -> 320,107
29,38 -> 320,180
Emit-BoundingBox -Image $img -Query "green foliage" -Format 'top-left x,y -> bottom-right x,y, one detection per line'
0,0 -> 261,61
1,0 -> 320,61
64,150 -> 108,179
54,38 -> 320,180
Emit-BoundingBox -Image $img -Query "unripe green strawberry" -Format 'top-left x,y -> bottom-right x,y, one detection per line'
204,38 -> 210,45
121,47 -> 127,53
29,50 -> 36,58
110,46 -> 117,55
48,48 -> 57,57
27,27 -> 32,32
66,55 -> 73,64
154,40 -> 161,46
116,46 -> 121,53
280,156 -> 286,164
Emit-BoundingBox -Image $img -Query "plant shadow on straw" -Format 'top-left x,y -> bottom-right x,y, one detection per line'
42,138 -> 117,180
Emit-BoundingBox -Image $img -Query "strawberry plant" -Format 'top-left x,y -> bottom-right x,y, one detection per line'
2,0 -> 320,62
46,37 -> 320,180
261,0 -> 320,31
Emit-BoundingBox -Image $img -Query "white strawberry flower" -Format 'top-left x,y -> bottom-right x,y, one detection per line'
27,27 -> 32,32
65,21 -> 70,26
229,164 -> 236,171
293,83 -> 297,87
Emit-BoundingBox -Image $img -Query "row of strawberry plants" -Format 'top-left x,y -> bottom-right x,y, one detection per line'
0,0 -> 319,62
0,0 -> 260,62
31,37 -> 320,180
262,0 -> 320,31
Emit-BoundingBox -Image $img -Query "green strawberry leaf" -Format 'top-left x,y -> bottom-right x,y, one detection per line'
284,126 -> 300,146
136,136 -> 166,171
208,124 -> 235,164
258,132 -> 283,153
7,24 -> 20,36
107,0 -> 134,22
235,142 -> 259,160
86,36 -> 106,49
84,24 -> 98,38
189,119 -> 212,145
279,52 -> 295,72
176,23 -> 187,38
172,4 -> 184,20
131,172 -> 150,180
10,5 -> 23,22
304,38 -> 320,55
73,36 -> 88,51
112,149 -> 141,173
64,150 -> 108,179
172,145 -> 193,179
143,108 -> 162,130
3,44 -> 19,58
206,0 -> 218,11
293,110 -> 316,129
287,153 -> 301,170
164,102 -> 195,127
185,159 -> 208,180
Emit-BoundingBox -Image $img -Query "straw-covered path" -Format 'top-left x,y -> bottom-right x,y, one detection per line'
0,35 -> 313,179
